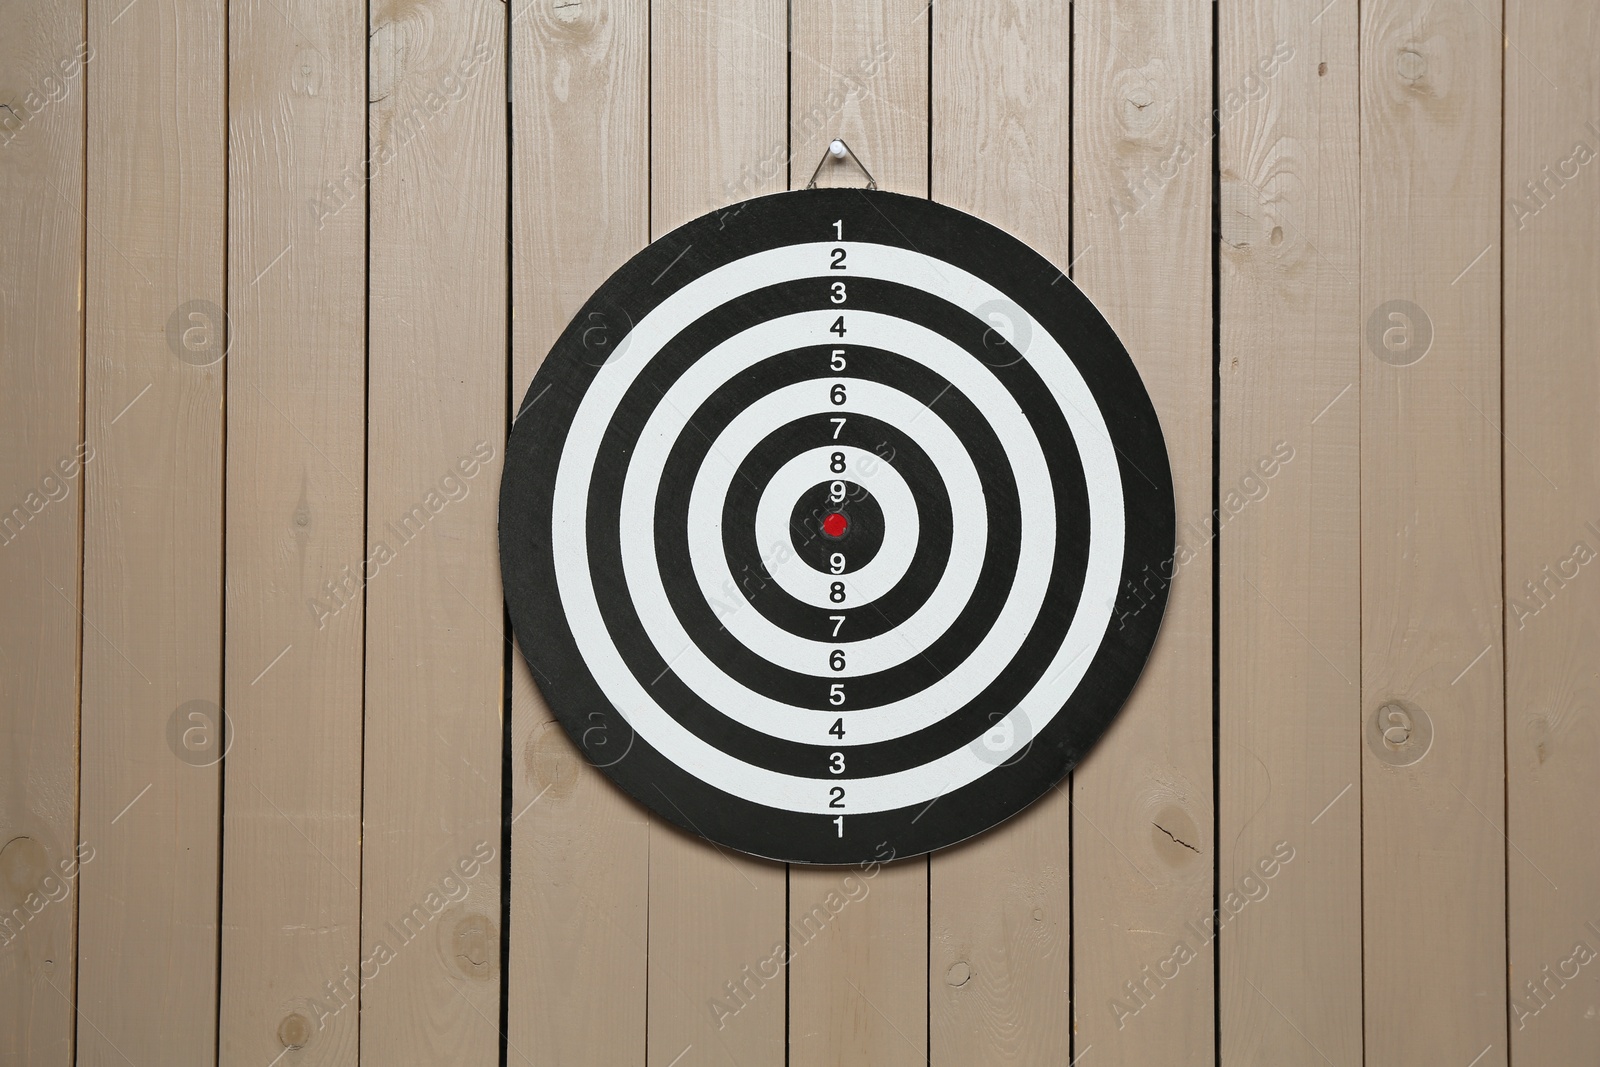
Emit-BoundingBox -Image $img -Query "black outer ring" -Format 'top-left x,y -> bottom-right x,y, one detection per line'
499,189 -> 1176,865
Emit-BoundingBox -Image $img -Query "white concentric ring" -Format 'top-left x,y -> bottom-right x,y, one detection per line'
680,381 -> 987,678
554,241 -> 1125,814
752,446 -> 918,607
622,315 -> 1043,714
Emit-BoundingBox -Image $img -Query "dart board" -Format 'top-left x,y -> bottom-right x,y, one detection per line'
500,188 -> 1174,865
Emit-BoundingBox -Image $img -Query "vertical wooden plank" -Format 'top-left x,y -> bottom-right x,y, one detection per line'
789,0 -> 926,194
790,859 -> 927,1066
787,3 -> 929,1065
0,0 -> 86,1061
363,0 -> 506,1061
646,1 -> 788,1062
926,1 -> 1073,1063
1360,2 -> 1505,1065
1070,1 -> 1213,1063
76,0 -> 226,1062
1216,3 -> 1362,1064
1503,1 -> 1600,1060
507,0 -> 650,1063
220,1 -> 366,1062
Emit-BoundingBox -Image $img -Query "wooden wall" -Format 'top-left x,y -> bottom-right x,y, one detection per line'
1,0 -> 1596,1063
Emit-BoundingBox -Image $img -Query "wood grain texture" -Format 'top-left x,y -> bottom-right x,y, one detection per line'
1359,2 -> 1505,1065
220,1 -> 366,1063
927,1 -> 1072,1063
1503,2 -> 1600,1060
75,0 -> 226,1063
507,0 -> 650,1063
0,0 -> 86,1061
362,0 -> 506,1061
646,1 -> 789,1063
1070,2 -> 1214,1063
789,856 -> 926,1067
787,2 -> 929,1063
650,0 -> 786,235
1216,3 -> 1362,1064
789,0 -> 926,193
13,2 -> 1591,1059
930,825 -> 1069,1065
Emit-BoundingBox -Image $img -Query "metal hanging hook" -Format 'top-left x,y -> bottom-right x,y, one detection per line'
806,138 -> 878,191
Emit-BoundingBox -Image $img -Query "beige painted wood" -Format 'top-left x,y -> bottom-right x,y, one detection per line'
787,3 -> 929,1063
790,857 -> 927,1065
25,2 -> 1600,1058
930,827 -> 1069,1064
219,2 -> 367,1063
926,1 -> 1072,1063
789,0 -> 926,194
1070,2 -> 1214,1063
1359,3 -> 1505,1065
1502,4 -> 1600,1060
75,1 -> 226,1063
507,0 -> 650,1063
362,0 -> 506,1061
646,1 -> 789,1063
1216,4 -> 1362,1064
0,1 -> 86,1061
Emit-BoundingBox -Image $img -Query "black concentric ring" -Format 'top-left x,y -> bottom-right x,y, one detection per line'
787,481 -> 884,574
582,313 -> 1084,770
691,364 -> 969,643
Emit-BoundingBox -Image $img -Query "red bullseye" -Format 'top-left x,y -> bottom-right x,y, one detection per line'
822,511 -> 849,539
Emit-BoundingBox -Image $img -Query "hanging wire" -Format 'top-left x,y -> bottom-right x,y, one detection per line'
806,139 -> 878,191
